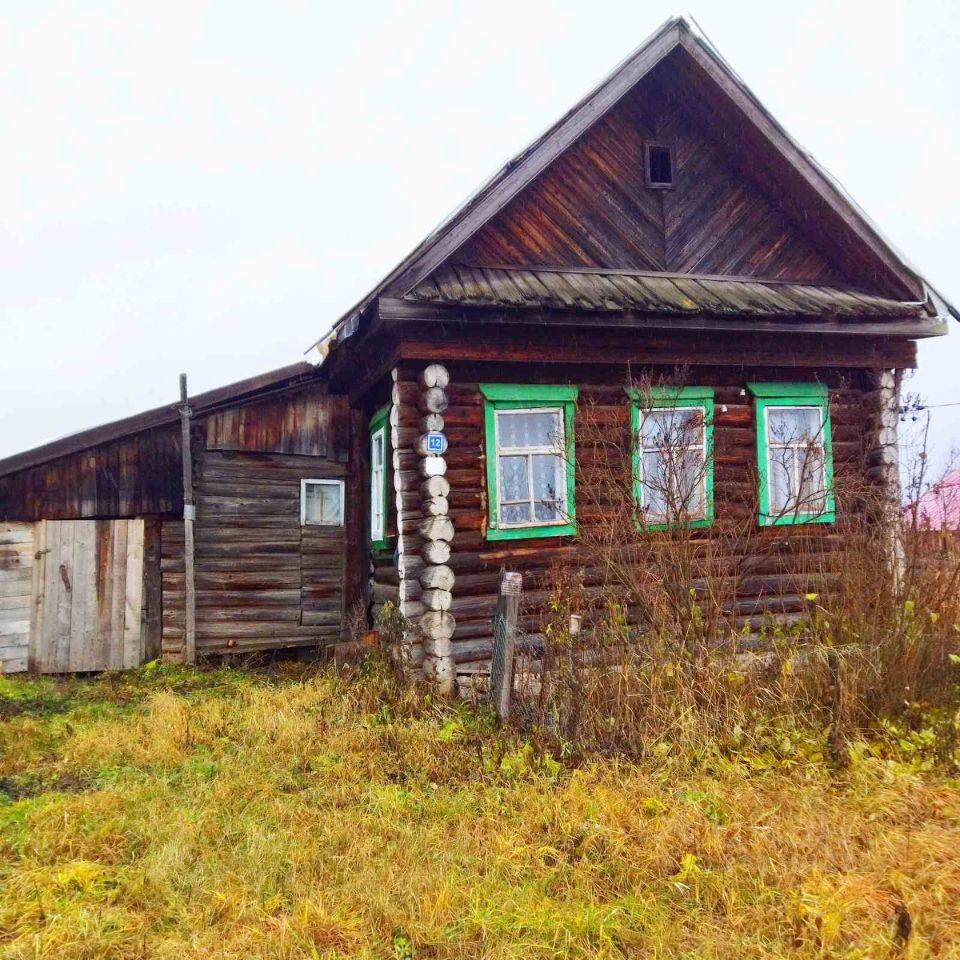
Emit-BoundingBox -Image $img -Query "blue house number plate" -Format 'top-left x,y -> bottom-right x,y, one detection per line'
426,432 -> 445,453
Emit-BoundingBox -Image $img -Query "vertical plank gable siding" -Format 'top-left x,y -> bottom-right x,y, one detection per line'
0,429 -> 182,522
390,360 -> 886,672
204,385 -> 350,461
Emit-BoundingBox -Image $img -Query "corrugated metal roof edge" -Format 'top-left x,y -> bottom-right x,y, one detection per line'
0,362 -> 324,480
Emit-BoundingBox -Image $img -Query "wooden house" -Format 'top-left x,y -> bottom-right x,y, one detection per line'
1,17 -> 955,685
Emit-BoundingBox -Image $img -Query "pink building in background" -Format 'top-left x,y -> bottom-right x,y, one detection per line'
907,469 -> 960,530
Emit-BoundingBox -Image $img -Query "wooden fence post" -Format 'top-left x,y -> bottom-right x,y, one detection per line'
490,571 -> 522,720
179,374 -> 197,665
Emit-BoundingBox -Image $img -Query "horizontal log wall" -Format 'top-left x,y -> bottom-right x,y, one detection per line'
397,359 -> 888,675
162,451 -> 349,659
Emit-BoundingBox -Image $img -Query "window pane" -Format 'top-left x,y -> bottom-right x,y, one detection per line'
304,482 -> 342,526
532,453 -> 563,521
320,484 -> 341,524
798,448 -> 826,512
642,407 -> 703,449
304,484 -> 321,523
768,406 -> 821,444
678,450 -> 704,517
498,410 -> 561,449
768,447 -> 795,514
501,502 -> 531,524
641,450 -> 669,517
499,455 -> 529,502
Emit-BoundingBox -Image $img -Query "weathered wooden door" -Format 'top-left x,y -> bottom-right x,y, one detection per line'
33,519 -> 145,672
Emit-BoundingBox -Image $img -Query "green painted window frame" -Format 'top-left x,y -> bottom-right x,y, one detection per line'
369,403 -> 391,552
748,382 -> 835,527
480,384 -> 578,541
627,385 -> 715,530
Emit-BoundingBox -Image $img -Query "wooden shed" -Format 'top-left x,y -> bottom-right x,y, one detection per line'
1,17 -> 956,685
0,364 -> 362,672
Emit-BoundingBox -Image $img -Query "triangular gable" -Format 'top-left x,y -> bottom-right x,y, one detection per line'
312,17 -> 954,355
456,55 -> 849,283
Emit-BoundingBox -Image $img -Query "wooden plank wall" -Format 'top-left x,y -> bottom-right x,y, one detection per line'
162,451 -> 348,658
456,56 -> 856,286
204,384 -> 350,460
29,519 -> 146,672
0,523 -> 34,673
0,428 -> 182,522
388,358 -> 888,678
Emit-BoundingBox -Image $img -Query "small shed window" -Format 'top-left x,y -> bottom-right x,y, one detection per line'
748,383 -> 835,526
629,386 -> 714,529
645,143 -> 674,188
369,404 -> 390,550
301,479 -> 344,526
480,384 -> 578,541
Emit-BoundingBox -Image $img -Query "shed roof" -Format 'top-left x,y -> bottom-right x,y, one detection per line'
0,362 -> 323,479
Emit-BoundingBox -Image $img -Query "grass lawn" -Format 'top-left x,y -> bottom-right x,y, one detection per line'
0,662 -> 958,959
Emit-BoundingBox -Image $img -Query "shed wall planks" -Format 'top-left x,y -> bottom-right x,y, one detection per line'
0,429 -> 182,522
204,386 -> 350,459
161,451 -> 351,659
0,523 -> 34,673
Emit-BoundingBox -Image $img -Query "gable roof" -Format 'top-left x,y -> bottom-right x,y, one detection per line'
310,16 -> 956,360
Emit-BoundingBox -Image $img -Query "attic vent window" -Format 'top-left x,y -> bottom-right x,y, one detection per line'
645,143 -> 674,188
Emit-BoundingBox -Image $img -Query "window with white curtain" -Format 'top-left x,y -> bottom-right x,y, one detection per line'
301,479 -> 344,526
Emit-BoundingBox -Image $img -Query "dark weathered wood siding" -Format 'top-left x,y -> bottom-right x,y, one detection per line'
0,429 -> 182,522
204,384 -> 350,458
161,451 -> 349,659
1,381 -> 358,663
457,56 -> 858,286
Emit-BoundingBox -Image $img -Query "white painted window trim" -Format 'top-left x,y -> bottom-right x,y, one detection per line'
493,405 -> 568,529
300,478 -> 345,527
370,425 -> 386,542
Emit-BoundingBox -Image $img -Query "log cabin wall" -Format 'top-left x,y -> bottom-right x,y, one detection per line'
385,331 -> 911,684
160,384 -> 358,660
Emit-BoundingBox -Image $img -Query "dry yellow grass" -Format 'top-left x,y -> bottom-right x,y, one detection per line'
1,662 -> 958,959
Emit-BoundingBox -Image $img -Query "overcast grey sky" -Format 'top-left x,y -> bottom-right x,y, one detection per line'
1,0 -> 957,465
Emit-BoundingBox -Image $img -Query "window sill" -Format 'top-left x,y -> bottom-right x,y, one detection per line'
759,511 -> 835,527
486,521 -> 577,542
